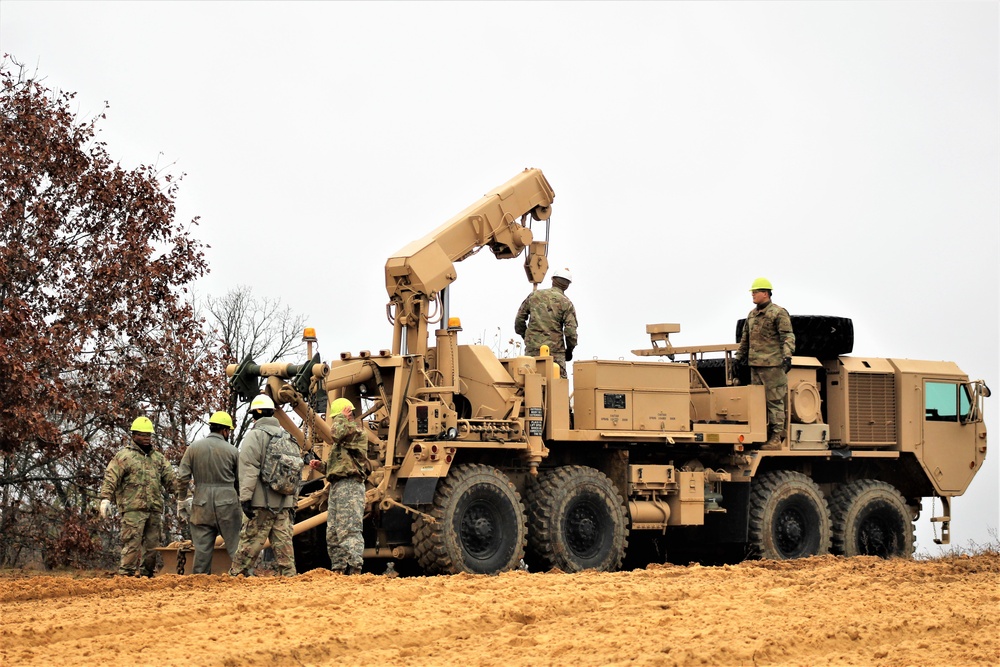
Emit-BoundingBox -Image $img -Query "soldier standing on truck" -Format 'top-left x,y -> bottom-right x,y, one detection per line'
98,416 -> 177,577
514,267 -> 579,378
228,395 -> 297,577
735,277 -> 796,450
174,411 -> 242,574
308,397 -> 367,575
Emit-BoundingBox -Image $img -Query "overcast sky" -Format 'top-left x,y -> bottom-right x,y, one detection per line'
3,1 -> 997,554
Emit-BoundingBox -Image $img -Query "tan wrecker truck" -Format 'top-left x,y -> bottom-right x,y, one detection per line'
161,168 -> 990,575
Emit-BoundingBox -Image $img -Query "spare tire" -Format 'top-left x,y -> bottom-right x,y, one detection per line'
736,315 -> 853,359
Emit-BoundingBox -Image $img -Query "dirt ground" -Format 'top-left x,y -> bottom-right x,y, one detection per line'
1,553 -> 997,667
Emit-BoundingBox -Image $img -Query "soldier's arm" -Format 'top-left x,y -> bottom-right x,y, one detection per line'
737,313 -> 751,359
514,295 -> 531,338
99,454 -> 123,500
238,434 -> 262,502
777,308 -> 796,358
563,302 -> 579,350
174,449 -> 193,498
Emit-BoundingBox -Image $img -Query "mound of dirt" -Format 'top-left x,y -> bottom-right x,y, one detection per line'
2,553 -> 997,666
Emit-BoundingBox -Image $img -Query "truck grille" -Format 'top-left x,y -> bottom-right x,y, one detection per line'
848,372 -> 896,444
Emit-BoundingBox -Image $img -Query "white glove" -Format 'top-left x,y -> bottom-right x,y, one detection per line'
177,498 -> 192,522
99,499 -> 112,518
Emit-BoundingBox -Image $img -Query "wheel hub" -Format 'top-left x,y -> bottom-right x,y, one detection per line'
461,502 -> 499,558
566,502 -> 601,557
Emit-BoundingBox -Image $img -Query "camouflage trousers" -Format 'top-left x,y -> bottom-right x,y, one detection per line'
326,477 -> 364,572
118,510 -> 162,577
228,507 -> 296,577
751,366 -> 789,434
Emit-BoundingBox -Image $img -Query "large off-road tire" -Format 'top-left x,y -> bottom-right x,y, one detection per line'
526,466 -> 628,572
411,464 -> 527,575
748,470 -> 832,560
736,315 -> 854,359
830,480 -> 914,558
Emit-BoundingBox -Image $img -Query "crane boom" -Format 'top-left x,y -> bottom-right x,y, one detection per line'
384,168 -> 555,355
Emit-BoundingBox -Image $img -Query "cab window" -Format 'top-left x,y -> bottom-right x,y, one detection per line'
925,381 -> 971,422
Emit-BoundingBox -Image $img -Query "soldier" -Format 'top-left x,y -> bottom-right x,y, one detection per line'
174,411 -> 242,574
735,277 -> 796,450
308,397 -> 367,575
99,416 -> 177,577
228,395 -> 297,577
514,267 -> 579,378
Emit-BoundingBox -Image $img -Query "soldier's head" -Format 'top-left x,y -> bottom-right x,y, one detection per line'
249,394 -> 275,421
330,397 -> 356,419
130,416 -> 154,451
750,277 -> 773,304
552,267 -> 573,291
208,411 -> 234,438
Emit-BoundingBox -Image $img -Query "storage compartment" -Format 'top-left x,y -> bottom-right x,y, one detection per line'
574,361 -> 691,431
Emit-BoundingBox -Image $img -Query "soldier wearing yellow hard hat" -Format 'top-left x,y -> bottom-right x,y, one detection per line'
98,416 -> 178,577
174,411 -> 241,574
308,397 -> 367,574
735,278 -> 796,451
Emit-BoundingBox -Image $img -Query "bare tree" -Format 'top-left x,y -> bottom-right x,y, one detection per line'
205,286 -> 308,444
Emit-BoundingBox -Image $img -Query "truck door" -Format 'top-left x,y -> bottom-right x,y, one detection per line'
921,380 -> 978,493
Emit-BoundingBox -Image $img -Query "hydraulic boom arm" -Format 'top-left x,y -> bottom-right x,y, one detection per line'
384,168 -> 555,355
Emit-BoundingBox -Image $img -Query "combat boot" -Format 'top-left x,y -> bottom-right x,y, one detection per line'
759,431 -> 783,451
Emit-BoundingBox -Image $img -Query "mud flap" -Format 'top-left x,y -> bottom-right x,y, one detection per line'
402,477 -> 439,505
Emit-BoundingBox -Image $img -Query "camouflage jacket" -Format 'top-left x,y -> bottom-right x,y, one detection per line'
320,414 -> 368,480
237,417 -> 297,510
514,286 -> 579,355
738,300 -> 796,367
99,441 -> 176,513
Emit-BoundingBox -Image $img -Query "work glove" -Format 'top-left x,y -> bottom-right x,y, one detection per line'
782,357 -> 792,374
177,498 -> 192,522
241,500 -> 255,520
99,499 -> 112,518
565,347 -> 574,362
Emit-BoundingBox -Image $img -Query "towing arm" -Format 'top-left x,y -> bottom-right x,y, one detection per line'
384,168 -> 555,356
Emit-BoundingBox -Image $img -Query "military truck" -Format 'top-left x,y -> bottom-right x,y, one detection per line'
202,168 -> 989,575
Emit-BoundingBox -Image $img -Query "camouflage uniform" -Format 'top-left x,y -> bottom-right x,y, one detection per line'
99,440 -> 177,577
514,286 -> 579,378
174,432 -> 242,574
315,413 -> 368,573
228,417 -> 298,577
737,301 -> 796,436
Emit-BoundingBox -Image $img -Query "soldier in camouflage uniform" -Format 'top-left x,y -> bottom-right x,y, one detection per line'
228,395 -> 298,577
514,267 -> 578,378
308,397 -> 367,574
174,411 -> 242,574
735,277 -> 796,450
99,416 -> 177,577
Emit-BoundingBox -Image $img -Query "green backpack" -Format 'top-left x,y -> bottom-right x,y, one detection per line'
258,426 -> 302,496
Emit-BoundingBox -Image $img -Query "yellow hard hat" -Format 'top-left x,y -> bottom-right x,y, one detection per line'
250,394 -> 274,411
330,397 -> 356,415
750,277 -> 773,291
208,411 -> 234,429
130,416 -> 155,434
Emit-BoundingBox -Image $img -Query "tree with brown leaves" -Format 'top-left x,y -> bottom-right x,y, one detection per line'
0,57 -> 226,568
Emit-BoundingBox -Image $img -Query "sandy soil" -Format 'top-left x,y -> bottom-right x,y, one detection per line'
1,553 -> 997,667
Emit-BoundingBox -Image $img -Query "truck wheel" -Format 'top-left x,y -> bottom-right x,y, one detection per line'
830,480 -> 914,558
411,464 -> 526,575
526,466 -> 628,572
748,470 -> 831,559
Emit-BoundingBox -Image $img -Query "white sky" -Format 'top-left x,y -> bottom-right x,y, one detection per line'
3,1 -> 997,554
